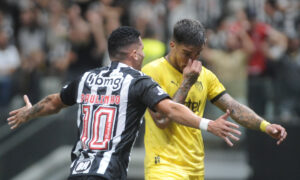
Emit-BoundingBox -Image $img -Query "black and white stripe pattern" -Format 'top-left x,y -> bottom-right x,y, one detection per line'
60,61 -> 169,179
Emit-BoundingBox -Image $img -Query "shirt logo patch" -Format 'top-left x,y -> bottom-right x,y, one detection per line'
170,80 -> 179,87
75,159 -> 92,172
195,81 -> 203,91
86,73 -> 124,91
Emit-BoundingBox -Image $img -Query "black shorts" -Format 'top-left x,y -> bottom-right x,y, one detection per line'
68,175 -> 108,180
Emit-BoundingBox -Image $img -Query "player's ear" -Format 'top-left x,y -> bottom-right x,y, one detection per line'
170,41 -> 175,48
130,49 -> 138,60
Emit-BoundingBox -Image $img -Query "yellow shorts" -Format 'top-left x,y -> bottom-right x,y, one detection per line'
145,168 -> 204,180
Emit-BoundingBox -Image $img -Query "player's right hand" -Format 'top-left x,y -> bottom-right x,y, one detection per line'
182,59 -> 202,86
7,95 -> 32,129
207,109 -> 241,146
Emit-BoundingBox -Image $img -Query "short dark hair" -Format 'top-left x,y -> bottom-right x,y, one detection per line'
108,26 -> 141,58
173,19 -> 206,46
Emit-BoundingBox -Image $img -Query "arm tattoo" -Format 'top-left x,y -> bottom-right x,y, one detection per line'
27,95 -> 61,120
214,93 -> 263,130
151,79 -> 192,127
173,79 -> 193,104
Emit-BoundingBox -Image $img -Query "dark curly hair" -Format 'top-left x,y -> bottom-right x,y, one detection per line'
173,19 -> 206,47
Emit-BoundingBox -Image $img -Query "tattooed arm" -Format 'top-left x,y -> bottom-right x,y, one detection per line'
213,93 -> 262,130
7,94 -> 67,129
150,59 -> 202,128
213,93 -> 287,145
149,76 -> 197,128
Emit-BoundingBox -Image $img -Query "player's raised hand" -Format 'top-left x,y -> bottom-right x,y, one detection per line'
265,124 -> 287,145
7,95 -> 32,129
207,109 -> 241,147
182,59 -> 202,86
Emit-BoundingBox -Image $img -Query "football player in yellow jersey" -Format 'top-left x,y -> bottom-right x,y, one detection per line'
142,19 -> 287,180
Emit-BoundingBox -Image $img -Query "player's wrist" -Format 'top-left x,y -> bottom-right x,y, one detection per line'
182,77 -> 196,88
260,120 -> 271,132
199,118 -> 211,131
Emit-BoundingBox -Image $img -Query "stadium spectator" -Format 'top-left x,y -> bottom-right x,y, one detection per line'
167,0 -> 197,41
202,24 -> 255,104
273,35 -> 300,123
65,3 -> 104,80
245,8 -> 287,116
46,0 -> 71,77
17,4 -> 46,104
130,0 -> 166,42
0,28 -> 20,107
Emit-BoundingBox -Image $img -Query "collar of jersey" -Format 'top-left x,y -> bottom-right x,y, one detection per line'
162,57 -> 183,76
110,61 -> 130,68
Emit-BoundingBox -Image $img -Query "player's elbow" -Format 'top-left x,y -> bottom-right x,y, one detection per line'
46,94 -> 65,114
48,103 -> 62,114
154,118 -> 170,129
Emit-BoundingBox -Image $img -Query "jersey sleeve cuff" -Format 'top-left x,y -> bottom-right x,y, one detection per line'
149,95 -> 170,112
210,91 -> 226,104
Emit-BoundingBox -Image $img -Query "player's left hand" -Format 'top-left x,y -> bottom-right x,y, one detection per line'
265,124 -> 287,145
7,95 -> 32,129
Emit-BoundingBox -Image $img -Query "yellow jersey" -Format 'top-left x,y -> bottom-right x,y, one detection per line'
142,57 -> 225,176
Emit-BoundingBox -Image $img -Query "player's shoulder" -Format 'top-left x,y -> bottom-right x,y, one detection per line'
142,57 -> 165,70
90,66 -> 107,73
113,64 -> 150,83
142,57 -> 166,77
201,66 -> 219,81
201,66 -> 213,75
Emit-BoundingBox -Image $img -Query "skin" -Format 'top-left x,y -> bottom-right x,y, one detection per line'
150,39 -> 287,146
214,94 -> 287,145
7,36 -> 241,147
8,94 -> 66,129
150,40 -> 241,146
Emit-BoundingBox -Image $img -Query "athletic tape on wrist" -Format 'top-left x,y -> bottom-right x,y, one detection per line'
260,120 -> 271,132
199,118 -> 211,131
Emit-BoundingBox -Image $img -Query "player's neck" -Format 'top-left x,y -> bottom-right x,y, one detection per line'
165,54 -> 181,73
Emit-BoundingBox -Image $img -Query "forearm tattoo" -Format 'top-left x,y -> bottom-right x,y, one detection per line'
173,79 -> 193,104
27,96 -> 56,120
215,94 -> 263,130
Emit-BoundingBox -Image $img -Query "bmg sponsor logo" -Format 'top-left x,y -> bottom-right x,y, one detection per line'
87,73 -> 123,91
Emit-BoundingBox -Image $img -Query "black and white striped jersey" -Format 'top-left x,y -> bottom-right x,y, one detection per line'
60,61 -> 169,180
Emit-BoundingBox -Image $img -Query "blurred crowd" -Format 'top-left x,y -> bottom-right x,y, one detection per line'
0,0 -> 299,124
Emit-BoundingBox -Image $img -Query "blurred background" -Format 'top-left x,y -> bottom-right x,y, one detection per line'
0,0 -> 299,179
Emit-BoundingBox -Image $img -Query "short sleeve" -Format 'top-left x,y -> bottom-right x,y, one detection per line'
132,76 -> 170,111
142,64 -> 162,85
60,79 -> 80,106
206,70 -> 226,103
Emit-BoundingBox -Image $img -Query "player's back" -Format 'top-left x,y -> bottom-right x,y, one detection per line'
69,61 -> 153,179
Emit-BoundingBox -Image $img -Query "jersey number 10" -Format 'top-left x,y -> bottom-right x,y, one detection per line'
81,105 -> 116,150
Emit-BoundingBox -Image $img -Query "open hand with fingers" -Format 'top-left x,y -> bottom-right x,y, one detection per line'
7,95 -> 32,129
207,109 -> 241,146
265,124 -> 287,145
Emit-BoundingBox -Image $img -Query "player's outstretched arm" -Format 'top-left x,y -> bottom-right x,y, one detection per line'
7,93 -> 67,129
155,99 -> 241,146
213,93 -> 287,145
